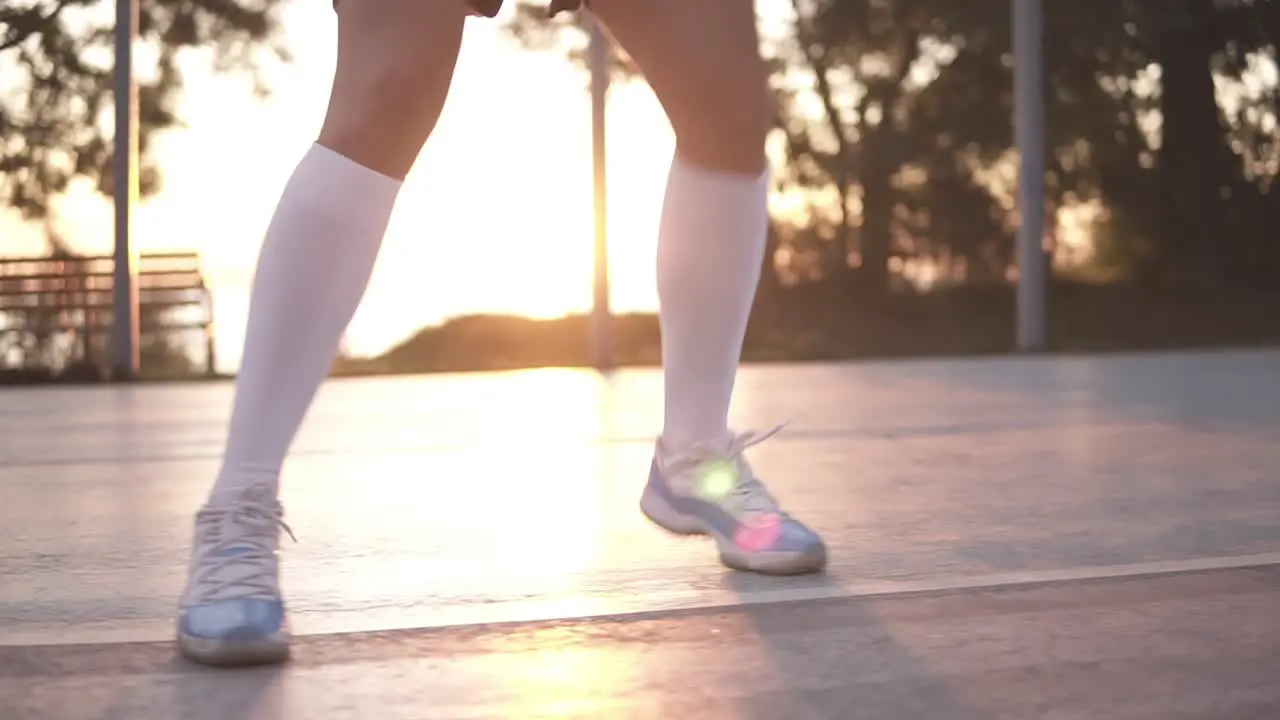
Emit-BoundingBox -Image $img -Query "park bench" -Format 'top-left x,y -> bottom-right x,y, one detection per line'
0,251 -> 216,379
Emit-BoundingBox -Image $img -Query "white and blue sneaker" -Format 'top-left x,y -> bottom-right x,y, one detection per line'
640,427 -> 827,575
177,485 -> 293,666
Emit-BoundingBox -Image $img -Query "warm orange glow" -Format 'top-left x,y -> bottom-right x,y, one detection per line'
2,10 -> 680,372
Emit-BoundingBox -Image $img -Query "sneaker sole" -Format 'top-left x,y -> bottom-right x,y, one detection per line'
639,485 -> 827,576
178,630 -> 291,667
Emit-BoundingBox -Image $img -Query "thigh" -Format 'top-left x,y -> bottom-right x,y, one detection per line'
589,0 -> 771,173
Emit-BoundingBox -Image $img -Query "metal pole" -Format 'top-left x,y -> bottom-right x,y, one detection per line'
111,0 -> 141,378
587,14 -> 612,370
1014,0 -> 1047,352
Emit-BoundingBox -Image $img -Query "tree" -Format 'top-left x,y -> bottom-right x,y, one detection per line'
1153,0 -> 1280,288
503,0 -> 1280,292
776,0 -> 1015,292
0,0 -> 291,220
504,1 -> 1029,293
501,1 -> 1005,292
1055,0 -> 1280,288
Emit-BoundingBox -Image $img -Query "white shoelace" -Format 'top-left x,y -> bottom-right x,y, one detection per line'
187,488 -> 295,605
659,425 -> 786,515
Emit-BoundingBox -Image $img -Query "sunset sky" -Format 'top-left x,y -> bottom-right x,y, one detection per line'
13,2 -> 1245,374
5,2 -> 797,372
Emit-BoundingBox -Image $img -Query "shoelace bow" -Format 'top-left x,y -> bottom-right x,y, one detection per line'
661,425 -> 787,515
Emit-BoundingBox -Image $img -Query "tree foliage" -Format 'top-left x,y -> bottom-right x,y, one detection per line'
0,0 -> 290,220
504,0 -> 1280,292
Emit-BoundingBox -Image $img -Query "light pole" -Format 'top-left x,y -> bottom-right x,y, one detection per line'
112,0 -> 141,378
1014,0 -> 1047,352
586,13 -> 612,370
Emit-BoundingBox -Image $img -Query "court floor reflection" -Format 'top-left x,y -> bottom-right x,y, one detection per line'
2,350 -> 1280,647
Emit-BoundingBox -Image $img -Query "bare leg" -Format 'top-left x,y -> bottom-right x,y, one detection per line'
212,0 -> 466,505
595,0 -> 826,574
592,0 -> 771,174
179,0 -> 470,666
320,0 -> 468,178
593,0 -> 773,455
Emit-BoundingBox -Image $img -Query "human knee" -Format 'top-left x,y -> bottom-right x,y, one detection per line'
666,75 -> 774,175
341,56 -> 453,127
319,2 -> 464,178
320,62 -> 453,179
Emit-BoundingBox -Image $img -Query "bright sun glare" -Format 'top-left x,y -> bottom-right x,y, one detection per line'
4,3 -> 681,372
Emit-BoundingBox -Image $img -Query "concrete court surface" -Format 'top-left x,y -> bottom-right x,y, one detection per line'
1,348 -> 1279,719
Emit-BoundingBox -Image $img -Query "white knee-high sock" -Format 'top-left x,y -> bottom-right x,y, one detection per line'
210,144 -> 400,501
657,155 -> 769,454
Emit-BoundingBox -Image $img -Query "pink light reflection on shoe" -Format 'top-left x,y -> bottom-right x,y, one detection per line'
733,512 -> 782,552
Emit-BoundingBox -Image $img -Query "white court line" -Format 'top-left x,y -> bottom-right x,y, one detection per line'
688,550 -> 1280,612
369,550 -> 1280,635
5,551 -> 1279,648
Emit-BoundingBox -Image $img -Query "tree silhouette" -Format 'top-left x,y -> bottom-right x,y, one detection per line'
503,0 -> 1280,292
1154,0 -> 1280,288
775,0 -> 1017,292
504,1 -> 1019,292
0,0 -> 291,220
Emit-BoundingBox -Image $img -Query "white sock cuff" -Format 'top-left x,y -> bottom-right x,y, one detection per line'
668,153 -> 770,195
299,143 -> 403,221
